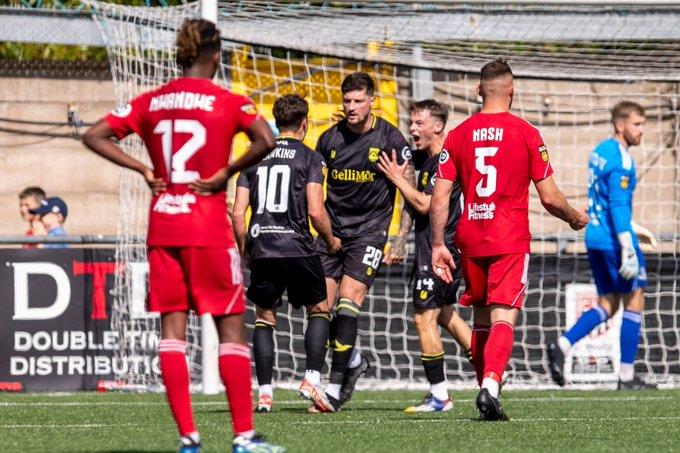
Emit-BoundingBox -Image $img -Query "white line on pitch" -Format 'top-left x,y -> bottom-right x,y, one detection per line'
0,394 -> 674,408
3,416 -> 680,429
0,423 -> 138,429
291,415 -> 680,425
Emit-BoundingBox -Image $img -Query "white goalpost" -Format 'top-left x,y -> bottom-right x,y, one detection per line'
85,0 -> 680,391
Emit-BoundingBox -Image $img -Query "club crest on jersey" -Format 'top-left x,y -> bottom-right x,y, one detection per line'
439,150 -> 449,164
240,103 -> 258,115
620,175 -> 630,190
401,146 -> 412,161
250,223 -> 261,238
368,147 -> 380,163
330,149 -> 337,160
421,171 -> 429,188
111,103 -> 132,118
539,144 -> 550,162
420,290 -> 428,300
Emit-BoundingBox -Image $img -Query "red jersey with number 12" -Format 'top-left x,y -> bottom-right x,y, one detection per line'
105,77 -> 260,247
437,112 -> 553,257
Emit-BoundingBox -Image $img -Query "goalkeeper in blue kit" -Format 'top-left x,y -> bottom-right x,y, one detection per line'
548,101 -> 657,390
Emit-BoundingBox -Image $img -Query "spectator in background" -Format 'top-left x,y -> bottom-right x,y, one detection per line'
19,186 -> 47,245
29,197 -> 69,249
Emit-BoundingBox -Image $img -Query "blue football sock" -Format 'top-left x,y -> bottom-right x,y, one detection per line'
620,310 -> 642,366
563,305 -> 609,346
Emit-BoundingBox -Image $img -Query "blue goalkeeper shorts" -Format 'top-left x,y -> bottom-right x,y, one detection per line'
587,248 -> 647,296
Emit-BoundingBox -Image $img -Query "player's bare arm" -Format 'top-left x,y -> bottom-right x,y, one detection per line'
384,200 -> 413,265
429,177 -> 455,284
82,120 -> 166,194
380,154 -> 417,265
306,182 -> 342,254
378,150 -> 431,215
189,118 -> 275,195
232,185 -> 250,256
534,175 -> 589,230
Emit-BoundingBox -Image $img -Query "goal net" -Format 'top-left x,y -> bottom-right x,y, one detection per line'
86,0 -> 680,390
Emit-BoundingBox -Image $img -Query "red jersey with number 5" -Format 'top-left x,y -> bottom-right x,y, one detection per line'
105,77 -> 261,247
437,112 -> 553,257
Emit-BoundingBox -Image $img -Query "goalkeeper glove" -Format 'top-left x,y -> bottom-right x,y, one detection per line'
617,231 -> 639,281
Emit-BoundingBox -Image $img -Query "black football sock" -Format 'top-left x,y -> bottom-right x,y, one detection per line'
305,312 -> 330,373
329,298 -> 360,385
253,321 -> 275,386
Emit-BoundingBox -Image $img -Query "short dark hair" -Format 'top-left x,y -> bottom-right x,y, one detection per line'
273,94 -> 309,131
409,99 -> 449,126
480,58 -> 513,82
611,101 -> 645,123
341,72 -> 375,95
19,186 -> 46,200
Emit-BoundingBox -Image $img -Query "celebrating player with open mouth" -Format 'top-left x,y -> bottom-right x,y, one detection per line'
377,99 -> 474,413
430,59 -> 589,421
83,18 -> 285,453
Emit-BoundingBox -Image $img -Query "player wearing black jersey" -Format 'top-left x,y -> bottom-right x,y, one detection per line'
378,100 -> 473,412
311,72 -> 416,413
233,94 -> 341,413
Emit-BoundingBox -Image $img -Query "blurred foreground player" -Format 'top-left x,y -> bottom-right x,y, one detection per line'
232,94 -> 341,413
431,59 -> 589,421
83,19 -> 285,453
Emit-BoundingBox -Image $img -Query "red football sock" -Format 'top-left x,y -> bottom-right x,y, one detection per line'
483,321 -> 514,383
219,343 -> 254,436
471,324 -> 490,386
158,339 -> 196,436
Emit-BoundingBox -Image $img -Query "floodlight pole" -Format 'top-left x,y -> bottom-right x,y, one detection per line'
201,0 -> 218,23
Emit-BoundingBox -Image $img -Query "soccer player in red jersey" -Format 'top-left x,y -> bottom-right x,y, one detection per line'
430,59 -> 589,421
83,19 -> 285,453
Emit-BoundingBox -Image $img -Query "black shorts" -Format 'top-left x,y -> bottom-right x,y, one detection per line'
412,254 -> 462,310
246,256 -> 327,309
315,234 -> 387,287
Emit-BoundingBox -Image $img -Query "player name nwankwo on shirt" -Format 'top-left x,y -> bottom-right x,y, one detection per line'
437,112 -> 553,257
236,136 -> 326,259
316,116 -> 411,238
104,77 -> 261,248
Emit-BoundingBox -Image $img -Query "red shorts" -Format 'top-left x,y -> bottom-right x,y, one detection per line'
459,253 -> 529,309
148,246 -> 245,316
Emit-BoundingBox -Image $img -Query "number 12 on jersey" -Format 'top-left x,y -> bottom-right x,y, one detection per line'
153,119 -> 206,184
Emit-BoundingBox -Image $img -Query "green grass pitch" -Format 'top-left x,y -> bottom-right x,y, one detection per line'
2,389 -> 679,452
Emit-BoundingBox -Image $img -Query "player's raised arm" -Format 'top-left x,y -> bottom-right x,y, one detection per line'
534,175 -> 589,231
82,114 -> 165,195
380,127 -> 416,265
379,150 -> 417,264
379,149 -> 430,215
